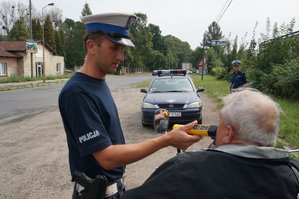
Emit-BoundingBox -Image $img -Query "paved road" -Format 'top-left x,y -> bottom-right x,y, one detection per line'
0,74 -> 153,123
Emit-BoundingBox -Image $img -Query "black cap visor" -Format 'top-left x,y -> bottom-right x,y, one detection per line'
104,34 -> 135,47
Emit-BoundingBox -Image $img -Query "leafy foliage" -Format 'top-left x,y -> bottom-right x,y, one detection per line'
9,17 -> 29,40
32,18 -> 43,40
148,24 -> 167,54
190,47 -> 204,70
202,21 -> 224,47
248,26 -> 299,99
44,15 -> 55,50
204,18 -> 299,99
64,21 -> 85,68
81,3 -> 92,17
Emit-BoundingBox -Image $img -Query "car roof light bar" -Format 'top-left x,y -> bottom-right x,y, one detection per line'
157,69 -> 187,77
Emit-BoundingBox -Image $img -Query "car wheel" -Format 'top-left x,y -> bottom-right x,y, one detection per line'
142,120 -> 151,127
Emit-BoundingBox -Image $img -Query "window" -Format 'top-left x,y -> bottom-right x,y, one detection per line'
56,63 -> 61,74
0,63 -> 7,76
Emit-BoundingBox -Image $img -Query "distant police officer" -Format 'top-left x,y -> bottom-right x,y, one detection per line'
58,13 -> 202,199
230,60 -> 248,92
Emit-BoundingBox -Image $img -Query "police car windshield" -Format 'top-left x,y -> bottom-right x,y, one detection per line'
150,78 -> 193,93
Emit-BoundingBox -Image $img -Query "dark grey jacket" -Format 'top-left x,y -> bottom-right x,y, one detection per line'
122,145 -> 299,199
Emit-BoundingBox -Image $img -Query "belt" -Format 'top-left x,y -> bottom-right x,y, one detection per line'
75,177 -> 125,198
105,182 -> 118,197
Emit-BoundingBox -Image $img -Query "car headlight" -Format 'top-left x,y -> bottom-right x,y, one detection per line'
186,101 -> 202,109
142,102 -> 156,109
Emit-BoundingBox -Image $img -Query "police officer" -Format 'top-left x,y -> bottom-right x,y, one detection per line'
58,13 -> 202,199
230,60 -> 248,92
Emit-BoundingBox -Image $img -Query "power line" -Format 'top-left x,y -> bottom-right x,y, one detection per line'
215,0 -> 230,23
216,0 -> 233,23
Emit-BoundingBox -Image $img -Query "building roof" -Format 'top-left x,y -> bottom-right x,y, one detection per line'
0,50 -> 22,58
0,40 -> 59,58
0,41 -> 27,52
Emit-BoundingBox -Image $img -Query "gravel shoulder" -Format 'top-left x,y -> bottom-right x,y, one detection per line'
0,86 -> 219,198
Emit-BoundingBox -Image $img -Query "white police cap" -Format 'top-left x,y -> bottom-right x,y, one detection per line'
231,60 -> 241,66
81,13 -> 137,47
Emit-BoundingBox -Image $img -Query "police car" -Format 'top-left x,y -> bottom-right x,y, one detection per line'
140,69 -> 204,127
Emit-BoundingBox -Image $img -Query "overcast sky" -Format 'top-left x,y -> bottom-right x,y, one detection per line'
31,0 -> 299,49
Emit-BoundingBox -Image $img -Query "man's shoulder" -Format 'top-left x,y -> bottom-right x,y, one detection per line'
178,150 -> 231,163
290,158 -> 299,168
231,71 -> 245,76
59,74 -> 92,103
60,78 -> 82,97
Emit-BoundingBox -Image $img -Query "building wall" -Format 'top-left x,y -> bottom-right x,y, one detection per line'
0,42 -> 65,78
22,43 -> 65,77
0,57 -> 18,76
23,52 -> 32,77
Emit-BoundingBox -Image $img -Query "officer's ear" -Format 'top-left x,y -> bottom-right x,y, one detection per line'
86,39 -> 98,55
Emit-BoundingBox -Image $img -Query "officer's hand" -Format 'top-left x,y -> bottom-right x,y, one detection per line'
166,121 -> 202,150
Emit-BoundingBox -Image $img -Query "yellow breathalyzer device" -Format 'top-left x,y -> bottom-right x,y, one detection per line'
173,124 -> 217,137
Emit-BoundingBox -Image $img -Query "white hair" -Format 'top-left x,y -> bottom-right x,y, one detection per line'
220,88 -> 281,146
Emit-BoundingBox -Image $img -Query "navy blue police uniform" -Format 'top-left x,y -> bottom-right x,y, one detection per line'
59,73 -> 125,181
59,73 -> 126,199
230,71 -> 247,90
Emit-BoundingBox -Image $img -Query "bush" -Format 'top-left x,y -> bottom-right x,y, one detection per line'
271,58 -> 299,99
210,66 -> 225,77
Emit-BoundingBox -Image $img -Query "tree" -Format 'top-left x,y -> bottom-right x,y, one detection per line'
164,35 -> 192,68
149,51 -> 167,69
81,3 -> 92,17
126,13 -> 153,70
0,1 -> 17,37
65,21 -> 85,68
9,17 -> 29,40
32,18 -> 43,40
190,47 -> 205,70
44,15 -> 55,50
202,21 -> 224,47
0,1 -> 30,39
55,30 -> 65,56
58,29 -> 66,57
248,22 -> 258,56
148,24 -> 167,54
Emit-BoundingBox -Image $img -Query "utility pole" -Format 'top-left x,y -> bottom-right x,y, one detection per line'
201,44 -> 207,80
29,0 -> 33,78
42,3 -> 54,77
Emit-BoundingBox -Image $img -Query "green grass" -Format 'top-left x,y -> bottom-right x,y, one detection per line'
193,74 -> 230,108
137,80 -> 151,88
275,98 -> 299,148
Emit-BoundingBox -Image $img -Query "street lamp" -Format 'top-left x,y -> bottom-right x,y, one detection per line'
29,0 -> 33,78
42,2 -> 54,77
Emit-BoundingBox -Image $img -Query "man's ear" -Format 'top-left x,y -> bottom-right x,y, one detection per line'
86,39 -> 97,55
222,125 -> 236,144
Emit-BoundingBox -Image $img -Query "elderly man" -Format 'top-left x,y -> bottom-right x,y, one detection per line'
121,89 -> 299,199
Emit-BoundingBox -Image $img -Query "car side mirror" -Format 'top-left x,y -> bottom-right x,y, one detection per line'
153,109 -> 169,134
140,88 -> 147,93
197,87 -> 205,92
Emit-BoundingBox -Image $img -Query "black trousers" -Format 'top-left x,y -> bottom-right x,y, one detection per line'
72,180 -> 125,199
